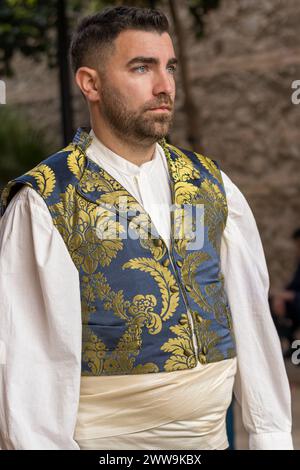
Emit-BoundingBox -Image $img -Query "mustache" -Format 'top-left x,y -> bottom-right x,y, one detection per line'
143,97 -> 174,111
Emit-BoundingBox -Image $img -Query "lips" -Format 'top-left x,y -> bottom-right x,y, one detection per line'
149,106 -> 171,111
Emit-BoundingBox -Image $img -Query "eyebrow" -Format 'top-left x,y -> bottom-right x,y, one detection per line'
126,56 -> 178,67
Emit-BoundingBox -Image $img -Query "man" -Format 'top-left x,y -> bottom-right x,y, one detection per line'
0,6 -> 293,450
271,228 -> 300,357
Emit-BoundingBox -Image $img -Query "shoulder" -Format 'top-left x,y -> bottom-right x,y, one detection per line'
0,185 -> 54,237
164,142 -> 227,191
220,170 -> 256,224
1,143 -> 86,215
18,142 -> 85,190
166,142 -> 221,168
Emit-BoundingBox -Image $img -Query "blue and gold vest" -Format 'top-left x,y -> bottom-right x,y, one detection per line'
0,128 -> 236,376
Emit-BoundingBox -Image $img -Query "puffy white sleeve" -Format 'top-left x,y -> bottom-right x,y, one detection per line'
220,170 -> 293,450
0,186 -> 82,450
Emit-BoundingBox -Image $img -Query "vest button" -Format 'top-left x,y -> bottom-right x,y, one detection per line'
153,238 -> 163,247
185,284 -> 192,292
176,259 -> 183,268
162,258 -> 170,267
170,285 -> 179,293
198,353 -> 207,364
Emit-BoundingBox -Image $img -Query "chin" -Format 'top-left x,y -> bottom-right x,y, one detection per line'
154,120 -> 171,131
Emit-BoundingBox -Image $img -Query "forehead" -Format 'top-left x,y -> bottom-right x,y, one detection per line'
112,30 -> 175,62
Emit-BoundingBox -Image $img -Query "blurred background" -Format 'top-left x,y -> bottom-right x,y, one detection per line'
0,0 -> 299,449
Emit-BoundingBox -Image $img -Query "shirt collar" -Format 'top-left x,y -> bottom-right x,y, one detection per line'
87,129 -> 162,177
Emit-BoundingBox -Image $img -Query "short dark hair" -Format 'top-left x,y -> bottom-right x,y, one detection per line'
70,6 -> 170,74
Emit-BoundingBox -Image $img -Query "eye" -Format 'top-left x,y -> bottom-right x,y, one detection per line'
167,65 -> 177,74
133,65 -> 149,73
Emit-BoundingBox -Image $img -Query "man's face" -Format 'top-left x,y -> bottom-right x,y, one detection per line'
97,30 -> 177,144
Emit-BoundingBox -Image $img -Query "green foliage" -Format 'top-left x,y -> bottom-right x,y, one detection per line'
0,0 -> 56,75
0,106 -> 51,188
0,0 -> 82,76
0,0 -> 222,76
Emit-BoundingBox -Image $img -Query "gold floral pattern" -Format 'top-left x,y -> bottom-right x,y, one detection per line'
181,251 -> 212,312
163,143 -> 201,182
190,312 -> 225,363
81,168 -> 123,194
26,164 -> 56,199
122,257 -> 180,323
195,152 -> 223,185
80,270 -> 165,375
161,313 -> 197,371
172,204 -> 198,258
67,147 -> 85,179
82,328 -> 107,375
0,129 -> 236,376
192,178 -> 228,251
49,185 -> 125,274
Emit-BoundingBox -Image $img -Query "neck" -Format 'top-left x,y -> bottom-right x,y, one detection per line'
91,118 -> 156,167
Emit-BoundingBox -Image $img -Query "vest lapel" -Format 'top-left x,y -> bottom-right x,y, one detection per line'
163,142 -> 203,255
74,128 -> 201,247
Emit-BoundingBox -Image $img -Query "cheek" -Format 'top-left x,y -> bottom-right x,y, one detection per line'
120,70 -> 155,92
119,79 -> 154,108
128,76 -> 153,96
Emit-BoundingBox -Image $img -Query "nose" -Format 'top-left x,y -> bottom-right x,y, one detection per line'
152,69 -> 175,97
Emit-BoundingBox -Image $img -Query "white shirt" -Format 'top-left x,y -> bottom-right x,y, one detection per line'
0,132 -> 293,450
74,132 -> 237,451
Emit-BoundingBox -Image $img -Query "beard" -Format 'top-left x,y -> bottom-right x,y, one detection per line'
99,79 -> 174,145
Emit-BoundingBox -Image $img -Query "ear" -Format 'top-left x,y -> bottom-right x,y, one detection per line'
75,66 -> 100,103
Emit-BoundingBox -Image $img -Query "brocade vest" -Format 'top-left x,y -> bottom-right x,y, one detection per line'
0,128 -> 236,376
